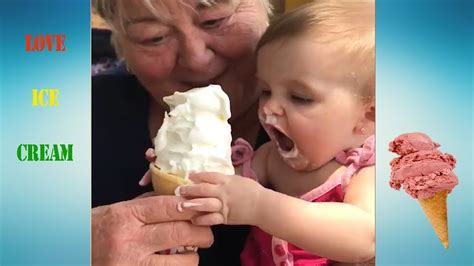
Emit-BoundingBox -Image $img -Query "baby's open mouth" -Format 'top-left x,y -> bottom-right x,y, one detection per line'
269,126 -> 295,152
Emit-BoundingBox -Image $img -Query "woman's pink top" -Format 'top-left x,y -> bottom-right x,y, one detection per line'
231,136 -> 375,266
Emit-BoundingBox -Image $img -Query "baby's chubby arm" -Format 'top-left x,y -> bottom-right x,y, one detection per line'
178,147 -> 374,263
174,142 -> 271,225
253,165 -> 375,263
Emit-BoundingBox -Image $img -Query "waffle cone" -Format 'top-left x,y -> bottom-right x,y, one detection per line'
149,163 -> 192,195
418,191 -> 449,249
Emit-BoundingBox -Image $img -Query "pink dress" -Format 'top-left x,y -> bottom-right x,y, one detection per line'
231,136 -> 375,266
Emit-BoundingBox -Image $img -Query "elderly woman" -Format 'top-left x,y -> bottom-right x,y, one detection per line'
92,0 -> 272,265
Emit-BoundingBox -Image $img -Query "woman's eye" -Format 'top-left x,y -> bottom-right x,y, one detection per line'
291,95 -> 313,104
201,17 -> 227,29
142,35 -> 166,46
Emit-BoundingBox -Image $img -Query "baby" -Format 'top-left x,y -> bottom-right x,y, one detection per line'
146,0 -> 375,265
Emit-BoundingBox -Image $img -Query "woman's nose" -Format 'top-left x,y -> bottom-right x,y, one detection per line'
262,97 -> 284,116
177,31 -> 213,71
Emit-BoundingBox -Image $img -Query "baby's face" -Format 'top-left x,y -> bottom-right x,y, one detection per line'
256,37 -> 368,170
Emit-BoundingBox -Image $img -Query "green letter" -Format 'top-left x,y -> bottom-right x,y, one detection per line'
51,144 -> 60,161
40,144 -> 50,161
17,144 -> 27,161
28,144 -> 39,161
60,144 -> 73,161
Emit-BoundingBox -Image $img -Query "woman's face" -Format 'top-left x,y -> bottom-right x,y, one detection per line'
119,0 -> 268,119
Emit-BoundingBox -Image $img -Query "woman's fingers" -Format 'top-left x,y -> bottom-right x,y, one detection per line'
141,147 -> 154,186
139,170 -> 152,186
189,172 -> 227,184
175,183 -> 221,198
191,212 -> 225,226
127,195 -> 198,224
92,196 -> 210,266
134,191 -> 156,199
139,221 -> 214,253
177,198 -> 223,213
144,252 -> 199,266
145,148 -> 156,162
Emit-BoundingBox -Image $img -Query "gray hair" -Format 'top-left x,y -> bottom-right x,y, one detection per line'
93,0 -> 272,57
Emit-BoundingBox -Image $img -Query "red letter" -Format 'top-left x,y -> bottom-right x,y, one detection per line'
34,35 -> 45,51
26,34 -> 31,51
57,34 -> 66,51
45,34 -> 53,51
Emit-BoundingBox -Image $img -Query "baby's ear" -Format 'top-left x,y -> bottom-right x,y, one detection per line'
354,100 -> 375,135
365,101 -> 375,122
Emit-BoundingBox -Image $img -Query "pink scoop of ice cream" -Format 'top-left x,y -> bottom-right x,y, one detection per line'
389,132 -> 440,156
389,133 -> 458,200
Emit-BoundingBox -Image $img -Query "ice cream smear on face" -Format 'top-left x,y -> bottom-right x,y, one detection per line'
389,132 -> 458,249
154,84 -> 235,178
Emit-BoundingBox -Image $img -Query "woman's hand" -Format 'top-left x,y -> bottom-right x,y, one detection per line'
175,172 -> 265,226
139,148 -> 156,186
92,195 -> 214,266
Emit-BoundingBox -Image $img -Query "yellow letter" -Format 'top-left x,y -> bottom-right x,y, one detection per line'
32,89 -> 38,106
50,89 -> 59,106
38,90 -> 47,106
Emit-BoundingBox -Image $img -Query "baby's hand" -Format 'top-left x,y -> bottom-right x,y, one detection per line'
175,172 -> 264,226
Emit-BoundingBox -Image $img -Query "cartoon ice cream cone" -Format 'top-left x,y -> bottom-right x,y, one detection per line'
389,132 -> 458,249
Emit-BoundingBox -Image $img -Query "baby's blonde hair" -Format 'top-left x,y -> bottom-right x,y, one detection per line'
93,0 -> 273,57
258,0 -> 375,99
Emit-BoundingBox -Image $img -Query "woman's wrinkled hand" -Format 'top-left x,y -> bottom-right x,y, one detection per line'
92,195 -> 213,266
174,172 -> 264,226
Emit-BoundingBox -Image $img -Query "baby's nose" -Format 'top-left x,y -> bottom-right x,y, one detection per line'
262,98 -> 284,116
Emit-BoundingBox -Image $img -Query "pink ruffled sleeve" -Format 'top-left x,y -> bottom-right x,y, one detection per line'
231,138 -> 258,181
335,135 -> 375,187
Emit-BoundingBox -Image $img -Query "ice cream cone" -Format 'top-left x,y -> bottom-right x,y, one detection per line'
418,191 -> 449,249
149,163 -> 192,195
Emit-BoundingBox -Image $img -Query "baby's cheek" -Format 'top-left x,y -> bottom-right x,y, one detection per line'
296,132 -> 324,161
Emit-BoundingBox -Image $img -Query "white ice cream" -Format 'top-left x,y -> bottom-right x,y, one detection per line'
154,84 -> 235,178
